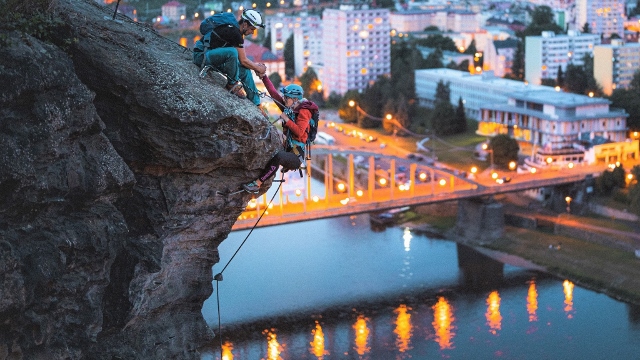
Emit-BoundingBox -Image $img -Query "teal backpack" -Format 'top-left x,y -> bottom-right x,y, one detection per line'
193,13 -> 239,68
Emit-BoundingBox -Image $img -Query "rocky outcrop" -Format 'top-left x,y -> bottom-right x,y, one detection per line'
0,1 -> 279,358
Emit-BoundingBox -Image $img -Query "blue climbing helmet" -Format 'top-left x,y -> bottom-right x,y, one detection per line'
282,84 -> 304,100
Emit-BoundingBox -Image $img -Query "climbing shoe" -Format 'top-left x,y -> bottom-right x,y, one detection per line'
242,180 -> 259,193
225,82 -> 246,99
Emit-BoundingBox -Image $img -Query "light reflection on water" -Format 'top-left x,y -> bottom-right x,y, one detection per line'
202,214 -> 640,359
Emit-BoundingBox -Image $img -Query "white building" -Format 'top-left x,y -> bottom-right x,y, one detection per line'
389,9 -> 479,34
161,1 -> 186,22
293,21 -> 323,77
492,38 -> 519,77
321,5 -> 391,96
266,12 -> 322,71
525,30 -> 600,85
574,0 -> 625,38
593,39 -> 640,96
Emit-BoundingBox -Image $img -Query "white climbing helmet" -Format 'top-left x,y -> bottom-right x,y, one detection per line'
242,9 -> 265,28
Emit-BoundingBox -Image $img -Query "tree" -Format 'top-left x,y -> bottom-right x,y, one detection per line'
338,90 -> 361,123
463,39 -> 477,55
556,66 -> 564,87
268,72 -> 282,90
435,80 -> 450,103
609,70 -> 640,130
298,67 -> 320,98
507,40 -> 525,81
489,134 -> 519,168
564,64 -> 589,94
262,31 -> 271,49
283,34 -> 295,80
414,34 -> 457,52
581,22 -> 591,33
519,6 -> 564,38
455,97 -> 467,133
431,101 -> 456,135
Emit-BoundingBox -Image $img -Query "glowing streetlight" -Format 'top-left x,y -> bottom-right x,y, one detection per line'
568,162 -> 574,169
546,157 -> 553,165
508,161 -> 516,170
356,189 -> 364,197
491,172 -> 498,179
419,172 -> 428,181
295,189 -> 302,196
471,166 -> 478,174
439,179 -> 447,186
337,183 -> 346,192
482,143 -> 494,169
530,167 -> 537,174
379,178 -> 387,186
312,195 -> 320,202
565,196 -> 572,213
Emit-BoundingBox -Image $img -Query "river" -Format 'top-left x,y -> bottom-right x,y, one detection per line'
201,211 -> 640,359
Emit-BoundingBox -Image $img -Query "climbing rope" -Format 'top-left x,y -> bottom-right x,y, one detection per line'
213,174 -> 284,358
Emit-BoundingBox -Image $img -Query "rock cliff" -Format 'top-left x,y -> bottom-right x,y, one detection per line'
0,0 -> 279,358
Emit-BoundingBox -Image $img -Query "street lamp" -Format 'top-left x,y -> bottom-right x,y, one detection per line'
481,143 -> 494,169
349,100 -> 360,125
565,196 -> 571,214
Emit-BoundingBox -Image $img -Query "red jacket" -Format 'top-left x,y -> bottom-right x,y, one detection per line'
262,75 -> 318,144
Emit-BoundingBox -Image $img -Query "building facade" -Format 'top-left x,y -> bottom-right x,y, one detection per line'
293,21 -> 323,77
593,39 -> 640,96
161,1 -> 186,22
415,68 -> 629,166
574,0 -> 625,39
389,9 -> 479,34
525,30 -> 600,85
321,5 -> 391,96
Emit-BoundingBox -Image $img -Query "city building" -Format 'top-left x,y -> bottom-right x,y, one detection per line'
244,41 -> 286,81
525,30 -> 600,85
415,68 -> 523,120
293,18 -> 323,77
266,13 -> 321,55
321,5 -> 391,96
415,68 -> 632,166
161,1 -> 186,22
593,39 -> 640,96
492,38 -> 519,77
389,9 -> 479,33
574,0 -> 625,39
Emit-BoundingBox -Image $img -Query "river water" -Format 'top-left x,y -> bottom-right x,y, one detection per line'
201,175 -> 640,359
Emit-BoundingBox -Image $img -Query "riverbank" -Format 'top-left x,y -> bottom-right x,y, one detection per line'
404,202 -> 640,307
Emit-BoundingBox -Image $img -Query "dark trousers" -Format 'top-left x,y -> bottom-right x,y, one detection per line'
258,150 -> 302,183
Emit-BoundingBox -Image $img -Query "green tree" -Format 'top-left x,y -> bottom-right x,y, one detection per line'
268,72 -> 282,90
415,34 -> 457,52
489,134 -> 519,168
564,64 -> 589,94
463,39 -> 477,55
435,80 -> 450,103
609,70 -> 640,130
431,101 -> 456,136
262,31 -> 271,49
283,34 -> 294,80
507,41 -> 525,81
455,97 -> 467,133
298,67 -> 319,97
338,90 -> 361,123
556,66 -> 564,87
519,6 -> 564,38
582,22 -> 591,33
325,92 -> 342,109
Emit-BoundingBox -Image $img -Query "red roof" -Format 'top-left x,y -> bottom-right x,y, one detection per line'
244,41 -> 282,63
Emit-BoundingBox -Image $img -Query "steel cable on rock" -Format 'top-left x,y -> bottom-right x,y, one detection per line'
213,174 -> 284,358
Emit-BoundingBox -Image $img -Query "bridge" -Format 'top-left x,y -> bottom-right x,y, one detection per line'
230,148 -> 599,231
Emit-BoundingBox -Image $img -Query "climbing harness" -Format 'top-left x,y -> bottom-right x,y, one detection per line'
212,174 -> 284,358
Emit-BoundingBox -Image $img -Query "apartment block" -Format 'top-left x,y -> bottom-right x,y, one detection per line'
593,39 -> 640,95
574,0 -> 625,38
389,9 -> 478,33
321,5 -> 390,96
525,30 -> 600,85
266,12 -> 322,73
